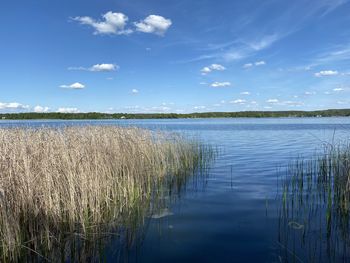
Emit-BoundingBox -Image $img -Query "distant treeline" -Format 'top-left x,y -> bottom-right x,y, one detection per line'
0,109 -> 350,120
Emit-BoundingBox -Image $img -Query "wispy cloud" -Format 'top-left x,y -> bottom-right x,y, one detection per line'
267,99 -> 279,103
243,60 -> 266,68
305,40 -> 350,68
255,61 -> 266,66
68,63 -> 119,72
281,101 -> 304,107
304,91 -> 317,95
243,63 -> 253,69
230,99 -> 246,104
337,100 -> 349,105
210,81 -> 231,88
193,106 -> 206,110
150,106 -> 172,112
314,70 -> 339,77
131,89 -> 139,94
222,48 -> 248,61
266,98 -> 303,107
116,104 -> 178,114
182,0 -> 347,63
246,34 -> 280,51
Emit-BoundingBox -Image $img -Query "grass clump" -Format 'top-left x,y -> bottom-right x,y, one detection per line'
278,143 -> 350,262
0,126 -> 212,261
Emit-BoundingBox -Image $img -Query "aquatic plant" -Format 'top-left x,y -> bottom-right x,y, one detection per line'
278,143 -> 350,262
0,126 -> 213,261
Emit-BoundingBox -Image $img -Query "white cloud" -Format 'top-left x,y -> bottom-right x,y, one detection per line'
151,106 -> 171,112
230,99 -> 246,104
201,64 -> 226,75
33,105 -> 49,113
134,15 -> 172,35
337,101 -> 348,105
210,81 -> 231,88
131,89 -> 139,94
243,61 -> 266,68
243,63 -> 253,68
333,88 -> 344,92
193,106 -> 206,110
255,61 -> 266,66
0,102 -> 29,110
161,102 -> 175,106
119,104 -> 177,113
60,82 -> 85,89
304,91 -> 316,95
240,91 -> 251,95
57,107 -> 80,113
281,101 -> 304,107
210,64 -> 226,71
314,70 -> 339,77
266,99 -> 303,107
69,63 -> 119,72
90,63 -> 118,72
201,67 -> 211,74
123,105 -> 140,112
73,11 -> 132,35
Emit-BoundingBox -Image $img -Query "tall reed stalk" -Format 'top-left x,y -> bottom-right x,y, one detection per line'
0,126 -> 212,261
278,143 -> 350,262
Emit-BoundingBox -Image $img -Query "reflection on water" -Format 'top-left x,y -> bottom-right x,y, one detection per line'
3,161 -> 211,262
0,118 -> 350,262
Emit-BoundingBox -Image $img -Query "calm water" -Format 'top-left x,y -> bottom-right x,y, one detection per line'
1,117 -> 350,262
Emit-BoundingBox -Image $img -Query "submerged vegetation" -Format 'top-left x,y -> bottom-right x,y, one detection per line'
279,143 -> 350,262
0,126 -> 213,261
0,108 -> 350,120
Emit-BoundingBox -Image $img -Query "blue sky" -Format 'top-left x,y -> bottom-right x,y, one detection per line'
1,0 -> 350,113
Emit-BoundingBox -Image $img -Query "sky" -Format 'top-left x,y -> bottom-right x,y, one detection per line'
1,0 -> 350,113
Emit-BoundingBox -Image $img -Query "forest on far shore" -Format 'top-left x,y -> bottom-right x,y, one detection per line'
0,109 -> 350,120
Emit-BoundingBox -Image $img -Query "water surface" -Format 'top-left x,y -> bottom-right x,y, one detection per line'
1,117 -> 349,262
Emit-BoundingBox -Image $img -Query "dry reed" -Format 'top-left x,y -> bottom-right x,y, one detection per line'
0,126 -> 210,261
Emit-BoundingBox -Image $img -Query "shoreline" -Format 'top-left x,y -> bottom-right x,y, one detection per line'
0,109 -> 350,120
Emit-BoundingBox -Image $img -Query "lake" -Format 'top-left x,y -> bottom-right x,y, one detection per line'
1,117 -> 350,262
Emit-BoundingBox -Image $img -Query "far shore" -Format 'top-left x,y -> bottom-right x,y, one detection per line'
0,108 -> 350,120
